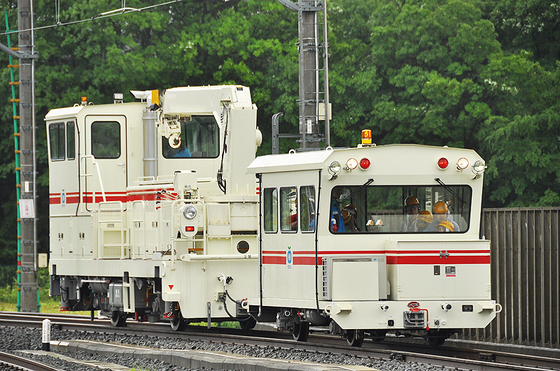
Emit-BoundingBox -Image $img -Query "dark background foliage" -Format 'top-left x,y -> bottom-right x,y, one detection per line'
0,0 -> 559,263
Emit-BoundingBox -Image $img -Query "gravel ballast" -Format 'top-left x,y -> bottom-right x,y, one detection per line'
0,326 -> 456,371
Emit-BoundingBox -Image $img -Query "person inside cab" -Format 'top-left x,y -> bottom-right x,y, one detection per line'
402,196 -> 420,232
331,188 -> 349,233
174,144 -> 191,157
415,210 -> 433,232
437,221 -> 454,232
427,201 -> 460,232
341,204 -> 359,232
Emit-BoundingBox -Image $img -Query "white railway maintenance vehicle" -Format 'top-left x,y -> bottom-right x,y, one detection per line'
47,85 -> 500,346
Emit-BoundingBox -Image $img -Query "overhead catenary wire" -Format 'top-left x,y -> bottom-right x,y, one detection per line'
0,0 -> 183,36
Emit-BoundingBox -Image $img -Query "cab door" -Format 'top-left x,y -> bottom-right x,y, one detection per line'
84,115 -> 127,210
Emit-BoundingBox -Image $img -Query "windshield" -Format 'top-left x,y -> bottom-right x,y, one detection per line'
330,185 -> 472,234
162,115 -> 219,158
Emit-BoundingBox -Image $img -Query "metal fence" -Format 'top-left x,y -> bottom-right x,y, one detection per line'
460,207 -> 560,348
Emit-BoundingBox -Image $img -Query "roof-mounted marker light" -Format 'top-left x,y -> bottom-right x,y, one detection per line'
345,158 -> 358,171
456,157 -> 469,171
359,158 -> 371,170
328,160 -> 341,180
437,157 -> 449,170
113,93 -> 123,104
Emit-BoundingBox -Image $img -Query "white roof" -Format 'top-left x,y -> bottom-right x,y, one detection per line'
45,106 -> 83,120
248,144 -> 484,176
247,149 -> 334,174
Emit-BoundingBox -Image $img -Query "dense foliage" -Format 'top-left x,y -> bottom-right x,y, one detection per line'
0,0 -> 559,263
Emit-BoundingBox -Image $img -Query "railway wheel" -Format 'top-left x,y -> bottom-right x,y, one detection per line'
292,321 -> 310,342
239,316 -> 257,332
370,330 -> 387,343
170,313 -> 188,331
346,329 -> 364,347
110,311 -> 126,327
427,336 -> 446,347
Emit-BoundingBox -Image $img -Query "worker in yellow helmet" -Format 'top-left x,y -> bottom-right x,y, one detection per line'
416,210 -> 433,232
437,221 -> 455,232
427,201 -> 460,232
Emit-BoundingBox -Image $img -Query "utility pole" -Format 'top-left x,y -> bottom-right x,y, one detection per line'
277,0 -> 330,150
2,1 -> 38,311
0,0 -> 40,312
18,0 -> 38,312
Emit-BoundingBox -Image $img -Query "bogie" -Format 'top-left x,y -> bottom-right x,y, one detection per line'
110,311 -> 126,327
346,330 -> 364,347
292,321 -> 310,342
239,316 -> 257,332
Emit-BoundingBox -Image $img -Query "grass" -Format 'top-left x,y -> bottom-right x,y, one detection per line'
0,267 -> 91,314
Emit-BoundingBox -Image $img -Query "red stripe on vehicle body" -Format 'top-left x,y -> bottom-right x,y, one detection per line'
49,188 -> 176,204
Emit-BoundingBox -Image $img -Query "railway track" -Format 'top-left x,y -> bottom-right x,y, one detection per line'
0,350 -> 59,371
1,311 -> 559,371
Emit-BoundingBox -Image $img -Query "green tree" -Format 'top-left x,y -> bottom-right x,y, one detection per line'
328,0 -> 381,146
0,0 -> 300,263
328,0 -> 560,207
1,0 -> 560,269
486,0 -> 560,69
479,54 -> 560,206
366,0 -> 500,149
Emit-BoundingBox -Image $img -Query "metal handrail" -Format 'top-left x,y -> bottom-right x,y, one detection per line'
80,155 -> 107,203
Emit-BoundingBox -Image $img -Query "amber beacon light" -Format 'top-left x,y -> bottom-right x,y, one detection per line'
362,129 -> 372,145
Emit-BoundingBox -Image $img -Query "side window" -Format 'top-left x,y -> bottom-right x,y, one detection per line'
49,123 -> 65,161
300,186 -> 315,232
91,121 -> 120,159
67,121 -> 75,160
280,187 -> 297,232
263,188 -> 278,233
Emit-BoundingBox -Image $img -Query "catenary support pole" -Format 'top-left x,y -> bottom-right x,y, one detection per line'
17,0 -> 39,312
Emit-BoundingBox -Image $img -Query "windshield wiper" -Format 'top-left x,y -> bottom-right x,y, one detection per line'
434,178 -> 465,204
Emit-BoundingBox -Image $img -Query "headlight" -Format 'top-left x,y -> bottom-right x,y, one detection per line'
472,160 -> 486,179
328,160 -> 342,180
182,205 -> 197,219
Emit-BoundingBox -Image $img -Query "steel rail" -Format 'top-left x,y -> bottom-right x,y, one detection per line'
1,311 -> 559,370
0,350 -> 59,371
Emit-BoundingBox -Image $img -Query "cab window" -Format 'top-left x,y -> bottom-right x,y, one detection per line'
91,121 -> 120,159
162,115 -> 219,158
330,185 -> 472,234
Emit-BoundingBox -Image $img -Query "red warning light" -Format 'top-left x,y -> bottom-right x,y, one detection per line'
359,158 -> 371,170
185,226 -> 195,232
437,157 -> 449,170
